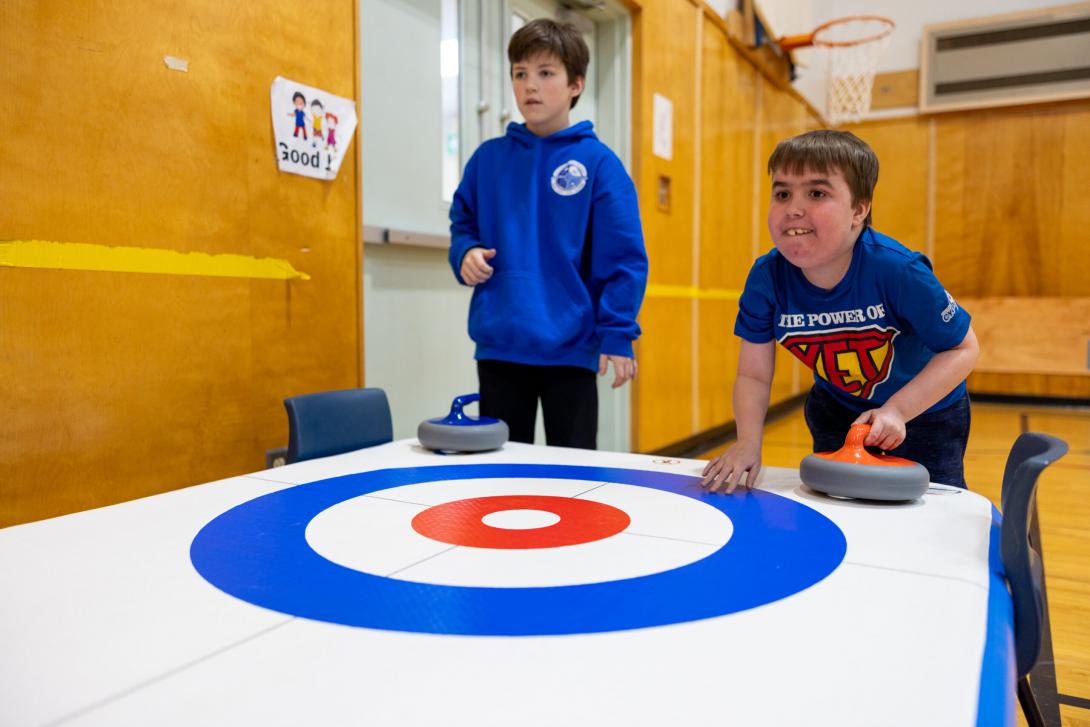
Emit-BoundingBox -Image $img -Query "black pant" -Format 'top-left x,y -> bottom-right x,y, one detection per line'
477,359 -> 598,449
803,384 -> 971,488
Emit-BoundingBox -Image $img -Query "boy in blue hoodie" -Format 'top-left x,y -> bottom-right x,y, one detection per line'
449,18 -> 648,449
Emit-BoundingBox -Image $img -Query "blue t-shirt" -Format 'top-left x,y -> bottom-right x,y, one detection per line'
734,228 -> 971,414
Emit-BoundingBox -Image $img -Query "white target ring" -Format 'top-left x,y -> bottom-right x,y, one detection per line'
306,478 -> 732,588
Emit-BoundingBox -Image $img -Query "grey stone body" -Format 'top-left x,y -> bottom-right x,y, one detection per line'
799,455 -> 930,502
418,418 -> 509,453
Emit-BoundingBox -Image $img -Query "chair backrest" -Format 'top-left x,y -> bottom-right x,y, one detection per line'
999,432 -> 1068,679
284,388 -> 393,463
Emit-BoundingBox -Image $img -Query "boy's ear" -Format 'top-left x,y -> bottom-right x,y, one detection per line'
569,75 -> 586,97
852,198 -> 872,227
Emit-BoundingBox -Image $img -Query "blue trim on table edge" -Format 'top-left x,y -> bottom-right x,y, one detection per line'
976,505 -> 1015,726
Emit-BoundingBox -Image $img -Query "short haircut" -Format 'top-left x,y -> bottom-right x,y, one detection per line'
292,91 -> 305,103
508,18 -> 589,109
768,130 -> 878,226
311,99 -> 323,109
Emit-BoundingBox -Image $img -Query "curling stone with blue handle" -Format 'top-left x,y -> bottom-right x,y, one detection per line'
800,423 -> 930,501
418,393 -> 509,453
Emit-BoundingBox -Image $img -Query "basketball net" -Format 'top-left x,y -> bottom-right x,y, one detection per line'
782,17 -> 895,126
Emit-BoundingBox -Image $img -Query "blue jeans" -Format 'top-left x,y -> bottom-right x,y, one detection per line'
803,385 -> 971,488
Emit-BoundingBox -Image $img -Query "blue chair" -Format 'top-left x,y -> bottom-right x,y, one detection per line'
999,432 -> 1068,727
284,388 -> 393,464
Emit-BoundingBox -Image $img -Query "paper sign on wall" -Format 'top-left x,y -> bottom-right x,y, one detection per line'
653,93 -> 673,161
271,76 -> 358,180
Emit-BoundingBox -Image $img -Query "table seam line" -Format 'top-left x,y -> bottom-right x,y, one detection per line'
40,618 -> 296,727
841,559 -> 989,590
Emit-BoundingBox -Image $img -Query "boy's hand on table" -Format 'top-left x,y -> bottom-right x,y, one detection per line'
700,441 -> 762,494
853,406 -> 907,451
598,354 -> 636,388
460,247 -> 496,285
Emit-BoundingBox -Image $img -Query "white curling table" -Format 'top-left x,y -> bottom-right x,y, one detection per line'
0,439 -> 1014,726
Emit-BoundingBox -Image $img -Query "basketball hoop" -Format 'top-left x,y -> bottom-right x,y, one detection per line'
779,16 -> 895,126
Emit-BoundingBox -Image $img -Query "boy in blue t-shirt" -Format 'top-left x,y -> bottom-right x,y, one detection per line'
702,130 -> 979,491
448,19 -> 648,449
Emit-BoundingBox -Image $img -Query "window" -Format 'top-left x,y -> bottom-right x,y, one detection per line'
440,0 -> 460,202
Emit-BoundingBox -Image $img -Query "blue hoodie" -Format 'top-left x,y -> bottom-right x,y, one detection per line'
449,121 -> 648,371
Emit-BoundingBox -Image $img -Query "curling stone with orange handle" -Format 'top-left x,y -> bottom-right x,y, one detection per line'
799,423 -> 930,501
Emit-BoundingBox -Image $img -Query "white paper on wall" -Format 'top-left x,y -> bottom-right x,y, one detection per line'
271,76 -> 358,180
652,93 -> 673,161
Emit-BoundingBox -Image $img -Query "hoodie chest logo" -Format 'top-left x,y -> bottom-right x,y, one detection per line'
551,160 -> 588,196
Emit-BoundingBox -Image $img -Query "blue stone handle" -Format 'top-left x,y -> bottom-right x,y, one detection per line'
449,393 -> 480,420
437,393 -> 497,426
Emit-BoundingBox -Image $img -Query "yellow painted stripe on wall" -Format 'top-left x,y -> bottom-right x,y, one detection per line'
645,283 -> 740,301
0,240 -> 311,281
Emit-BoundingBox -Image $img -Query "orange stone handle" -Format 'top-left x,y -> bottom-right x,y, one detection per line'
812,423 -> 917,467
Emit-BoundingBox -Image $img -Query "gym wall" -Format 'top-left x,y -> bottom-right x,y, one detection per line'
632,0 -> 816,452
847,100 -> 1090,399
0,0 -> 363,526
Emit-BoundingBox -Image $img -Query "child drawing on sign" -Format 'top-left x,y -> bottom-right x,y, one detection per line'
291,91 -> 307,140
324,112 -> 338,170
310,99 -> 325,147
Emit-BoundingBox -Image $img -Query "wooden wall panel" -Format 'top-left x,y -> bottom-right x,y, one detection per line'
696,20 -> 729,432
638,0 -> 698,288
932,101 -> 1090,298
633,0 -> 698,451
969,373 -> 1090,399
964,296 -> 1090,400
934,108 -> 1061,297
696,19 -> 756,432
1054,102 -> 1090,296
698,300 -> 739,430
961,297 -> 1090,377
0,1 -> 361,525
870,69 -> 919,111
944,102 -> 1090,397
634,2 -> 837,451
849,118 -> 931,252
2,272 -> 254,518
846,100 -> 1090,399
698,20 -> 730,294
636,298 -> 694,451
698,19 -> 755,295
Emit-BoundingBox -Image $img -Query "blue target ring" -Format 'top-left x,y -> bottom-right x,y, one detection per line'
191,464 -> 845,635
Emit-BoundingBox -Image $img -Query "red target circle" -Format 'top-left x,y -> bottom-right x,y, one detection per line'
411,495 -> 630,549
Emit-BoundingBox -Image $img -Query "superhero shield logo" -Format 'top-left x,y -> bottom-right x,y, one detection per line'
781,326 -> 898,399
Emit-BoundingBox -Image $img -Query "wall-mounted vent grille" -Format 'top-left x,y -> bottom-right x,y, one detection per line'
920,3 -> 1090,113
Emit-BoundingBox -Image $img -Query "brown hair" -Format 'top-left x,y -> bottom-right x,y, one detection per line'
767,130 -> 878,226
508,18 -> 589,109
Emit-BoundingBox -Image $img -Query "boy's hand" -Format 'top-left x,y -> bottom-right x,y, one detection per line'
700,441 -> 762,494
598,354 -> 636,388
460,247 -> 497,285
853,407 -> 907,451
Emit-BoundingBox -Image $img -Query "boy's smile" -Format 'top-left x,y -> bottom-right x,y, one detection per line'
768,167 -> 870,289
512,52 -> 584,137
